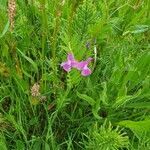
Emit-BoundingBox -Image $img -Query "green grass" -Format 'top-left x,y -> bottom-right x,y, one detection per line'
0,0 -> 150,149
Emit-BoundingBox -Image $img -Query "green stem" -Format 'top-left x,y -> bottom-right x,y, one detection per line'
40,0 -> 48,89
41,0 -> 48,58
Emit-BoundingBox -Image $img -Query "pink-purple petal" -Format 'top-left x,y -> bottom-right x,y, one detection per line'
61,62 -> 71,72
81,67 -> 92,76
71,60 -> 79,68
67,53 -> 75,62
76,61 -> 86,70
61,53 -> 92,76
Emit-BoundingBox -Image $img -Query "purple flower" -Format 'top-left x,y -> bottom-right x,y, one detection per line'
76,58 -> 92,76
61,53 -> 92,76
61,53 -> 78,72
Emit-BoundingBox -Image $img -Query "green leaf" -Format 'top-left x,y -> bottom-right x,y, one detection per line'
125,102 -> 150,109
17,48 -> 38,72
113,89 -> 141,108
44,142 -> 50,150
118,85 -> 127,97
77,92 -> 101,119
92,108 -> 101,119
118,119 -> 150,139
77,92 -> 95,106
130,25 -> 149,34
100,82 -> 108,105
16,140 -> 25,150
0,21 -> 9,38
0,134 -> 7,150
32,141 -> 42,150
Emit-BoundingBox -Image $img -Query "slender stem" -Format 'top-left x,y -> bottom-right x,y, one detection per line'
41,0 -> 48,58
40,0 -> 48,89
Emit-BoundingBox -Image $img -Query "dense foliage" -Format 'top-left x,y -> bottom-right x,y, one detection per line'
0,0 -> 150,149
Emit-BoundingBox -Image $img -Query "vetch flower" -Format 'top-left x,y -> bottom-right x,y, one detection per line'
61,53 -> 92,76
76,57 -> 92,76
61,53 -> 78,72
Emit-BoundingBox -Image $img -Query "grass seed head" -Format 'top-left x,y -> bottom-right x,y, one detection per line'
8,0 -> 16,31
31,83 -> 40,97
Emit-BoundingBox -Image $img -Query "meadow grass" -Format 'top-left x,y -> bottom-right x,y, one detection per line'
0,0 -> 150,149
